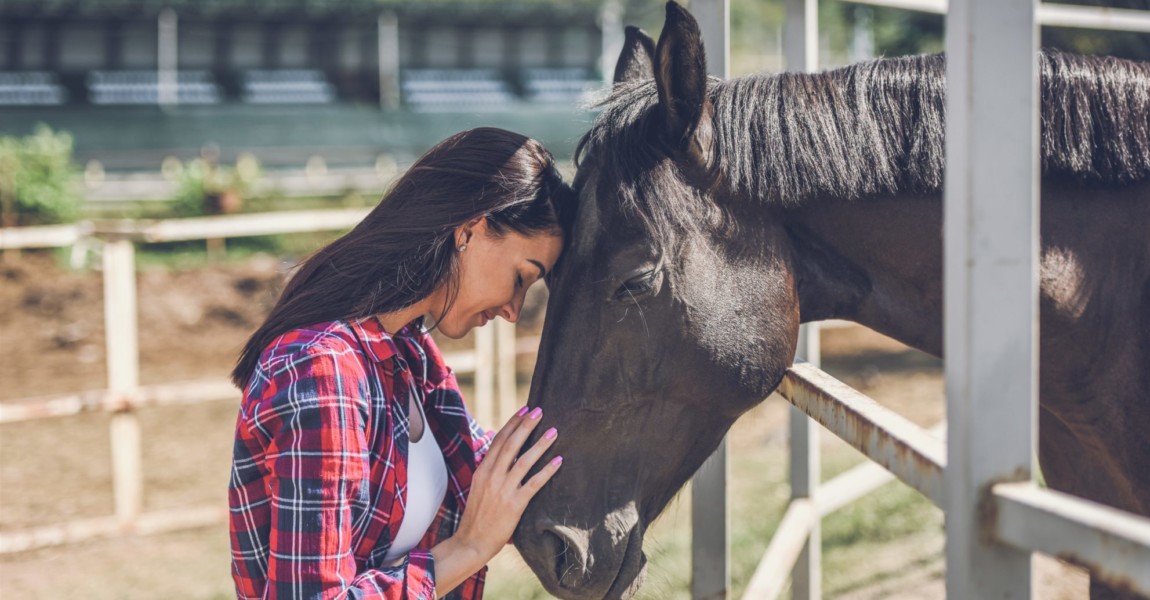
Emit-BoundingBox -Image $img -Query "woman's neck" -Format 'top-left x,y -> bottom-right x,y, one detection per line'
377,304 -> 427,335
377,288 -> 446,335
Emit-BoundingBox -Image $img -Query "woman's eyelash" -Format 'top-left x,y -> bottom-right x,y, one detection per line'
516,274 -> 524,288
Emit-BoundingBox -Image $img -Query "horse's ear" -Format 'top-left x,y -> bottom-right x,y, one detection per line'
654,1 -> 712,166
614,26 -> 656,84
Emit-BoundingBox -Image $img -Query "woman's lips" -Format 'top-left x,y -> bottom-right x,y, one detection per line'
480,310 -> 493,326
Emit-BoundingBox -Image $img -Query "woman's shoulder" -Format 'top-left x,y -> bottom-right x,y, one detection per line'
253,320 -> 367,381
239,321 -> 375,436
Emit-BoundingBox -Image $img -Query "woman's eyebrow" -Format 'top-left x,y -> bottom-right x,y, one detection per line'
528,259 -> 547,279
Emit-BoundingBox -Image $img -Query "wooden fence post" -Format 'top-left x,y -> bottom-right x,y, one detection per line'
473,323 -> 495,430
496,319 -> 518,423
103,238 -> 143,524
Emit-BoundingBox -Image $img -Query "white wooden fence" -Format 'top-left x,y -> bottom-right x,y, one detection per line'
690,1 -> 1150,599
0,210 -> 530,554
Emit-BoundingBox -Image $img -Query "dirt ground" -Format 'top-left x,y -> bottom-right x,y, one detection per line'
0,252 -> 1087,598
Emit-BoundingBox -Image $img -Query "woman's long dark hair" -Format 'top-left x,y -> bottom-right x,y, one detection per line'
232,127 -> 575,388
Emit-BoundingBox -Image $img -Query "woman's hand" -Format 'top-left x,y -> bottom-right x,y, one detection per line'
453,406 -> 562,562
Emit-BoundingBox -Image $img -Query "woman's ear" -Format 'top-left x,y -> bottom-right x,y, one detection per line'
456,216 -> 489,248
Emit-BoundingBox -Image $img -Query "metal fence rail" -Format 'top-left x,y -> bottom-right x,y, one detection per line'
780,362 -> 946,506
0,209 -> 527,554
700,0 -> 1150,598
992,482 -> 1150,593
743,361 -> 1150,598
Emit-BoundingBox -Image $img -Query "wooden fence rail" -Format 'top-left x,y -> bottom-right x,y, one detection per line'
0,210 -> 530,554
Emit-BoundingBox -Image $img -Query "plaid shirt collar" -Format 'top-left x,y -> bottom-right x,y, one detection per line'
347,316 -> 417,365
350,316 -> 455,396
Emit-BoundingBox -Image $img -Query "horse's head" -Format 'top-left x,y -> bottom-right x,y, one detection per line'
513,3 -> 801,598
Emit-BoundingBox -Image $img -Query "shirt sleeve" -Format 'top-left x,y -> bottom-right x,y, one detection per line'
246,344 -> 438,600
469,410 -> 496,465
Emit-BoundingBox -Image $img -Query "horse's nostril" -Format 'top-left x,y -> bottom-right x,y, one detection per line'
539,530 -> 570,586
539,523 -> 593,590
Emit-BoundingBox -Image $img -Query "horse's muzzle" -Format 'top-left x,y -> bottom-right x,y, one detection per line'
515,505 -> 646,600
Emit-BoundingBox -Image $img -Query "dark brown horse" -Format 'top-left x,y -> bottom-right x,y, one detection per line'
512,3 -> 1150,599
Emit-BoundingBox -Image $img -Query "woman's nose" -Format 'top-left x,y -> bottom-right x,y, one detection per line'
498,302 -> 519,323
499,293 -> 525,323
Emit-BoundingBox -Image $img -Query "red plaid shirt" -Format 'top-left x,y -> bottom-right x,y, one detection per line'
229,317 -> 493,600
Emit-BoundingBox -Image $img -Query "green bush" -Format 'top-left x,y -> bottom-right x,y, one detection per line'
168,154 -> 261,218
0,125 -> 83,226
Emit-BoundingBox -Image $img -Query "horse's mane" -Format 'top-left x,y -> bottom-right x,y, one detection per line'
576,50 -> 1150,209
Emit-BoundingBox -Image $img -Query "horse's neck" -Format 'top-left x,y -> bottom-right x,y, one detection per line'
785,193 -> 945,357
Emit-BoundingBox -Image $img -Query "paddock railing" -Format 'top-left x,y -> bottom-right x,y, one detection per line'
742,354 -> 1150,598
705,0 -> 1150,599
0,210 -> 532,554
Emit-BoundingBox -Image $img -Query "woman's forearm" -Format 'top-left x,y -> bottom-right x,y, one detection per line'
430,536 -> 487,598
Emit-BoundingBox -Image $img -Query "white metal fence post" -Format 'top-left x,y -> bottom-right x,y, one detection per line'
691,1 -> 730,598
785,2 -> 822,597
944,0 -> 1039,596
790,326 -> 822,600
785,0 -> 819,73
599,0 -> 624,85
103,238 -> 143,523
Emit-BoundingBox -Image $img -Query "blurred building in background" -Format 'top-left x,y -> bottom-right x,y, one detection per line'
0,0 -> 609,172
0,0 -> 604,109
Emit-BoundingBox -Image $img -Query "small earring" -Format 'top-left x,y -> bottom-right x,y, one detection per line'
457,244 -> 467,252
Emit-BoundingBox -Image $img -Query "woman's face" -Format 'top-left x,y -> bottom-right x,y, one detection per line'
433,219 -> 563,339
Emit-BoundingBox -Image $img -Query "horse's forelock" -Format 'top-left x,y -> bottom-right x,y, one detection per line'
578,79 -> 736,245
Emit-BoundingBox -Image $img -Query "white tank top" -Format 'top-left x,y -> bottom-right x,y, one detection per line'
384,397 -> 448,563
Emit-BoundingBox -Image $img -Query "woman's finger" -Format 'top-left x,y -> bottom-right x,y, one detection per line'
518,454 -> 563,500
509,427 -> 558,484
496,407 -> 544,471
482,406 -> 530,467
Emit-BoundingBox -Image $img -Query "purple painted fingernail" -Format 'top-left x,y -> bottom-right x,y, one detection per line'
544,427 -> 558,440
529,407 -> 543,420
516,405 -> 530,417
551,456 -> 564,467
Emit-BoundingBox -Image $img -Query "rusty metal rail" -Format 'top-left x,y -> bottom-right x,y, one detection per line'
779,361 -> 947,505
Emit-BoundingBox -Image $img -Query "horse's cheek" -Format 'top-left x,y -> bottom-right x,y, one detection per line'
673,255 -> 774,403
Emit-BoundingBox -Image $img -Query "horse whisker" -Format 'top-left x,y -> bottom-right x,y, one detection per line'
624,289 -> 649,338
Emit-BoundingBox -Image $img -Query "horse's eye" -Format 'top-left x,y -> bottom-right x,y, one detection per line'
614,270 -> 662,300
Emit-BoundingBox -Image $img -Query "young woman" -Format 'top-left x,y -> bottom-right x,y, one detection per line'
228,128 -> 574,600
